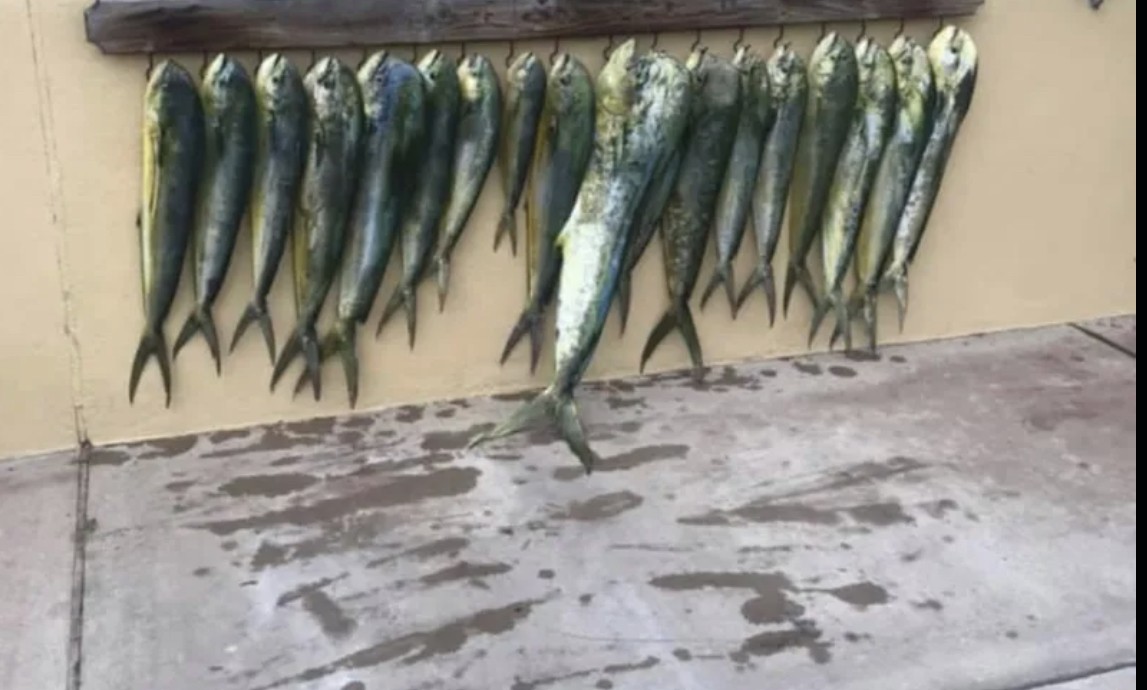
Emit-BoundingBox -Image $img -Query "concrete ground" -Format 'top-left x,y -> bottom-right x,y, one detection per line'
0,318 -> 1136,690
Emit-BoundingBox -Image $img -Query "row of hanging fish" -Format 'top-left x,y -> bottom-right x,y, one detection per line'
131,49 -> 504,407
472,27 -> 978,473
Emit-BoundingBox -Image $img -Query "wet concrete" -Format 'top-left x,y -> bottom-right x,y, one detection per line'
0,319 -> 1138,690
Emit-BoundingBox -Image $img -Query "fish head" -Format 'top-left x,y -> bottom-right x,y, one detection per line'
305,57 -> 355,119
930,26 -> 978,114
855,37 -> 895,105
508,51 -> 543,91
417,48 -> 448,85
255,53 -> 303,106
145,59 -> 196,121
767,43 -> 807,102
889,36 -> 933,104
695,52 -> 741,111
550,53 -> 593,117
458,53 -> 496,103
597,38 -> 639,115
809,31 -> 857,90
201,53 -> 252,112
641,52 -> 693,141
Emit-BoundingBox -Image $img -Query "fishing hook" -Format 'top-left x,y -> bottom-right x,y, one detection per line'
733,27 -> 747,52
933,16 -> 945,36
145,52 -> 154,78
255,48 -> 264,64
650,31 -> 660,52
460,40 -> 468,58
603,34 -> 614,61
200,51 -> 209,77
690,29 -> 703,53
550,36 -> 561,64
856,20 -> 867,41
506,39 -> 516,68
895,17 -> 906,38
818,22 -> 827,40
773,25 -> 786,49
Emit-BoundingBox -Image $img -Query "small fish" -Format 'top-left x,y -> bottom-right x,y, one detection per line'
809,37 -> 897,350
494,52 -> 547,255
173,54 -> 257,374
499,53 -> 595,373
269,57 -> 363,401
640,47 -> 742,381
700,45 -> 774,317
295,51 -> 425,407
129,60 -> 205,406
230,53 -> 308,363
850,36 -> 934,351
882,26 -> 978,330
736,42 -> 807,324
376,50 -> 458,348
470,41 -> 693,473
432,54 -> 502,312
782,32 -> 858,316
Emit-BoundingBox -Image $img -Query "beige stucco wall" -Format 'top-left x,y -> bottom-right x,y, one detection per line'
0,0 -> 1136,459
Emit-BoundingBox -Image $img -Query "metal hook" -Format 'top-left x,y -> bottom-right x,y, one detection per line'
691,29 -> 703,52
773,25 -> 786,49
460,41 -> 467,58
933,16 -> 945,36
895,17 -> 906,38
856,20 -> 867,41
819,22 -> 827,40
256,48 -> 264,64
550,36 -> 561,64
733,27 -> 746,52
651,32 -> 660,52
145,52 -> 155,78
200,51 -> 210,77
603,34 -> 614,61
308,50 -> 317,70
506,39 -> 516,68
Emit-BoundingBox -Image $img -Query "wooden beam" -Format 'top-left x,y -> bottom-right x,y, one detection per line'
84,0 -> 985,55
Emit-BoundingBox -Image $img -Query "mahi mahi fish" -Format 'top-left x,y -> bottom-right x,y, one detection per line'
230,53 -> 308,363
173,53 -> 256,373
499,52 -> 595,373
129,60 -> 205,407
269,57 -> 363,401
469,40 -> 693,473
494,51 -> 547,255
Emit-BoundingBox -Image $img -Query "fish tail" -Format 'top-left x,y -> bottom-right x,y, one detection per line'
849,288 -> 878,353
499,306 -> 544,375
828,293 -> 851,353
781,262 -> 801,317
434,254 -> 450,313
378,285 -> 418,349
699,263 -> 737,316
467,386 -> 599,475
889,270 -> 909,333
173,305 -> 222,375
640,301 -> 705,382
231,301 -> 276,363
272,324 -> 322,400
735,262 -> 776,326
128,327 -> 172,407
494,209 -> 518,256
808,297 -> 829,347
617,273 -> 633,336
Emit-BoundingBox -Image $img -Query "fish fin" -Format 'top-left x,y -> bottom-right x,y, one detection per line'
335,322 -> 359,408
617,273 -> 633,336
231,301 -> 276,363
173,306 -> 222,375
808,298 -> 829,347
699,264 -> 737,317
781,262 -> 800,317
499,306 -> 546,375
735,262 -> 777,326
640,302 -> 705,382
494,210 -> 518,256
734,265 -> 762,318
128,327 -> 172,407
827,294 -> 850,352
270,326 -> 304,392
290,328 -> 341,400
377,285 -> 417,349
434,255 -> 450,313
892,272 -> 909,333
467,386 -> 556,450
848,289 -> 878,353
554,396 -> 600,475
302,331 -> 322,401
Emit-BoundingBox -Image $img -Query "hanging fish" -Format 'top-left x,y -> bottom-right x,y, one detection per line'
809,37 -> 897,350
294,51 -> 425,407
173,54 -> 257,373
640,47 -> 742,382
230,53 -> 308,363
269,57 -> 362,401
881,26 -> 978,330
494,52 -> 547,255
700,44 -> 774,317
850,36 -> 934,351
375,50 -> 458,348
782,32 -> 858,317
129,60 -> 205,406
432,54 -> 502,312
469,40 -> 693,473
499,53 -> 595,373
736,42 -> 806,324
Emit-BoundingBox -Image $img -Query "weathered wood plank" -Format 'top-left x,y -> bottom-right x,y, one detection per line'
84,0 -> 984,55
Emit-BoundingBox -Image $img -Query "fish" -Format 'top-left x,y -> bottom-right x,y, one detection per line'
268,56 -> 363,401
173,54 -> 257,374
640,47 -> 742,381
431,53 -> 502,312
808,37 -> 897,350
614,138 -> 684,336
493,52 -> 547,255
129,59 -> 205,406
229,53 -> 308,363
735,42 -> 807,324
849,36 -> 934,351
700,44 -> 774,317
375,50 -> 458,348
469,40 -> 693,473
882,26 -> 978,330
781,32 -> 858,317
499,52 -> 595,373
294,51 -> 425,407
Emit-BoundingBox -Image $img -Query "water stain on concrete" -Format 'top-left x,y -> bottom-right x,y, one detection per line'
436,408 -> 457,419
673,648 -> 692,661
165,480 -> 194,493
367,537 -> 469,569
209,429 -> 250,443
920,499 -> 960,519
138,434 -> 198,459
218,473 -> 319,499
419,561 -> 513,586
1025,400 -> 1100,432
197,467 -> 481,536
846,502 -> 914,526
553,444 -> 690,481
844,350 -> 881,362
579,594 -> 594,605
88,448 -> 133,466
793,362 -> 823,376
341,416 -> 374,429
341,682 -> 365,690
350,452 -> 454,477
491,389 -> 538,402
251,541 -> 288,569
890,355 -> 907,363
192,567 -> 211,577
828,366 -> 857,378
603,656 -> 659,674
395,405 -> 424,424
821,582 -> 890,609
300,590 -> 357,639
270,455 -> 304,467
913,599 -> 944,611
650,572 -> 801,626
739,624 -> 832,664
256,598 -> 548,688
553,491 -> 644,521
423,424 -> 493,451
289,416 -> 338,437
606,397 -> 644,410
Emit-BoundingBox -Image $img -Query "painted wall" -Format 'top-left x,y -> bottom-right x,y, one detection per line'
0,0 -> 1136,459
